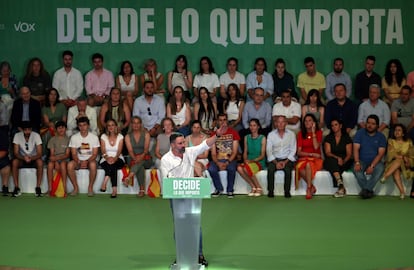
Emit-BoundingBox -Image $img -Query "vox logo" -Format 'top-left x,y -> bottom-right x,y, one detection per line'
14,21 -> 36,32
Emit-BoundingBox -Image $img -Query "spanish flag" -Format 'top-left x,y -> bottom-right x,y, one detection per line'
121,165 -> 132,186
50,171 -> 65,198
147,169 -> 161,198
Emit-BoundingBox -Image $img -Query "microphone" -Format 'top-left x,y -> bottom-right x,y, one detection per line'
166,158 -> 183,178
165,155 -> 206,178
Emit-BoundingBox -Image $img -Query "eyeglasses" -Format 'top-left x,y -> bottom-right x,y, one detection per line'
25,142 -> 29,151
147,107 -> 152,116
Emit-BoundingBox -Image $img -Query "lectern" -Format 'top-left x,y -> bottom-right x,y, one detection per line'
163,177 -> 211,270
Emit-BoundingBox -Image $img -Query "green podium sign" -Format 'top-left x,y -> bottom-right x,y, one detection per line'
162,177 -> 211,199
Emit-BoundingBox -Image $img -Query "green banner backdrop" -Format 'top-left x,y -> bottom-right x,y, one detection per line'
0,0 -> 413,85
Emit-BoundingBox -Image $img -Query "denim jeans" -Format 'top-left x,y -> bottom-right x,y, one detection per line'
352,161 -> 384,191
208,160 -> 237,193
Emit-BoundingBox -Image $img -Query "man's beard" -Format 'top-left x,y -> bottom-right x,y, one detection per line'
178,147 -> 185,154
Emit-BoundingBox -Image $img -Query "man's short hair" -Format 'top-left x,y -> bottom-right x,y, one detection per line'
333,57 -> 344,64
76,96 -> 87,102
76,116 -> 90,126
254,87 -> 265,94
143,80 -> 154,88
92,53 -> 103,61
401,85 -> 412,94
217,113 -> 228,119
304,57 -> 315,64
281,88 -> 292,96
55,121 -> 67,129
62,50 -> 73,58
170,132 -> 184,144
334,83 -> 346,91
369,84 -> 380,91
366,55 -> 376,62
367,114 -> 379,126
21,121 -> 32,129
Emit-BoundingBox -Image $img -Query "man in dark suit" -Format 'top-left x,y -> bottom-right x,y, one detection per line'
10,86 -> 42,135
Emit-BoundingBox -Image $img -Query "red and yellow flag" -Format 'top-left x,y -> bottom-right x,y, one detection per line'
50,171 -> 66,198
147,169 -> 161,198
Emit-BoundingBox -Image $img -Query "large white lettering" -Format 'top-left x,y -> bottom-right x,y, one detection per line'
274,8 -> 404,45
56,8 -> 155,43
210,8 -> 261,47
57,7 -> 404,45
385,9 -> 403,44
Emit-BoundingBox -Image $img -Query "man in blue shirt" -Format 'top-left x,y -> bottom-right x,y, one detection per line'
352,114 -> 386,199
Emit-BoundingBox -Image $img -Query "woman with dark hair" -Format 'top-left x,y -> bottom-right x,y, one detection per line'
193,56 -> 220,103
100,118 -> 125,198
237,118 -> 266,196
167,86 -> 191,136
42,88 -> 67,155
301,89 -> 325,129
246,57 -> 274,104
23,57 -> 51,104
323,118 -> 353,198
42,88 -> 67,131
272,58 -> 298,101
382,59 -> 406,106
185,120 -> 209,176
219,57 -> 246,102
193,87 -> 217,135
115,60 -> 138,111
124,116 -> 151,197
223,83 -> 245,131
296,113 -> 323,199
380,124 -> 414,199
167,55 -> 193,101
99,87 -> 131,135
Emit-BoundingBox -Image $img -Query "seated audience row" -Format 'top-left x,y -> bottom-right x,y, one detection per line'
3,53 -> 414,114
2,112 -> 414,201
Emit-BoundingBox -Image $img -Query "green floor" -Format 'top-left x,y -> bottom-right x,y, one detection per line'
1,194 -> 413,270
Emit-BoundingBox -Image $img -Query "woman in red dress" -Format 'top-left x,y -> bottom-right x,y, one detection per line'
296,113 -> 323,199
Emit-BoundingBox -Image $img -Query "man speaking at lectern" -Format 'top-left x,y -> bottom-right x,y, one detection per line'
160,124 -> 226,267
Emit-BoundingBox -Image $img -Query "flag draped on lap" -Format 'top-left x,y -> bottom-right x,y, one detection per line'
147,169 -> 161,198
50,171 -> 65,198
121,165 -> 132,186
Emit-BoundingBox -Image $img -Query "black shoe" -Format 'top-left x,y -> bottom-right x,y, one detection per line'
35,187 -> 43,197
110,194 -> 117,198
284,191 -> 291,198
2,185 -> 8,196
360,189 -> 369,199
199,255 -> 208,266
12,187 -> 21,197
267,192 -> 274,198
227,192 -> 234,198
367,190 -> 375,199
211,190 -> 222,197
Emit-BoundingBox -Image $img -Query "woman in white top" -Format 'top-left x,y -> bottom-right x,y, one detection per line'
193,87 -> 217,135
99,119 -> 125,198
140,58 -> 165,98
116,61 -> 139,111
193,56 -> 220,104
223,83 -> 245,131
166,86 -> 191,136
167,55 -> 193,101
